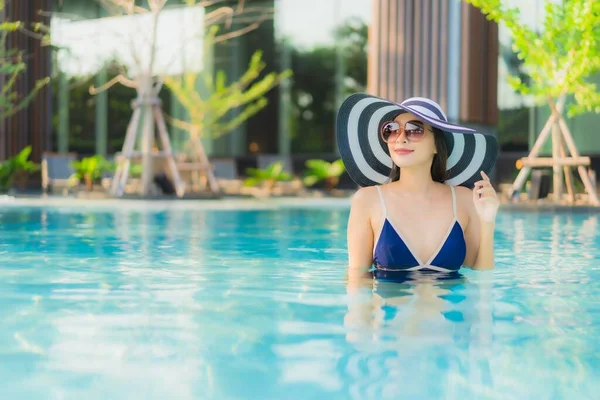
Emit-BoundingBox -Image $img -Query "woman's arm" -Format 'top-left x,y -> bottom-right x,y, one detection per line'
470,217 -> 496,270
346,187 -> 375,280
463,171 -> 499,270
345,189 -> 375,343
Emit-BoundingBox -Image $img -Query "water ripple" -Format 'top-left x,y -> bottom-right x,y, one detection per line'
0,208 -> 599,399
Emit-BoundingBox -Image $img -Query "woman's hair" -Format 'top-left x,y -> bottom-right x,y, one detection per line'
387,126 -> 449,183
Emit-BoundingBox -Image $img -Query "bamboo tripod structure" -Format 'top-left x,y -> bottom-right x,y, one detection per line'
110,91 -> 185,198
511,97 -> 599,206
178,127 -> 221,194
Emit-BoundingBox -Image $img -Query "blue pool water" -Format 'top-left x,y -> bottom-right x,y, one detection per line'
0,203 -> 599,399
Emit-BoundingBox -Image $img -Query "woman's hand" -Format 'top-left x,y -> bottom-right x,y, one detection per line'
472,171 -> 499,223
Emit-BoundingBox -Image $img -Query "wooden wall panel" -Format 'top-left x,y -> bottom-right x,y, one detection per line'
459,1 -> 498,125
368,0 -> 498,125
1,0 -> 52,162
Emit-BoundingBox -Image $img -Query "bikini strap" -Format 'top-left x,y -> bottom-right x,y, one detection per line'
449,185 -> 457,219
375,185 -> 387,218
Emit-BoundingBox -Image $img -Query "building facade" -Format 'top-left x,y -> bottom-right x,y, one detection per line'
2,0 -> 600,185
0,0 -> 52,163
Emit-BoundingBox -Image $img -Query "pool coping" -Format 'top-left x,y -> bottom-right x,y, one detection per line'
1,194 -> 599,213
0,194 -> 351,211
497,203 -> 600,213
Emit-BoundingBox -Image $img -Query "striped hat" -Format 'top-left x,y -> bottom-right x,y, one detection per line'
336,93 -> 498,188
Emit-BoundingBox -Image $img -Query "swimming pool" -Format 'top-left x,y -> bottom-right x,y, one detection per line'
0,201 -> 598,399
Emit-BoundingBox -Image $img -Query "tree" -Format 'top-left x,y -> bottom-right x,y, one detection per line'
288,18 -> 368,153
164,21 -> 291,194
0,0 -> 49,122
334,17 -> 368,96
465,0 -> 600,205
164,25 -> 292,144
87,0 -> 276,197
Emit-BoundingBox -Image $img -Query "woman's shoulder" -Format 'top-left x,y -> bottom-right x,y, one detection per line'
453,185 -> 473,198
452,184 -> 476,212
350,185 -> 381,207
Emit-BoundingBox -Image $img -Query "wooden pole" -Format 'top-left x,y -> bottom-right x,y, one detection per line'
559,138 -> 575,204
511,114 -> 554,196
140,6 -> 160,196
110,94 -> 185,198
190,127 -> 203,191
192,136 -> 220,193
177,125 -> 221,195
153,104 -> 185,197
139,76 -> 155,196
551,119 -> 563,202
558,139 -> 575,203
519,157 -> 590,167
509,95 -> 600,206
548,100 -> 600,206
512,96 -> 568,198
111,105 -> 141,196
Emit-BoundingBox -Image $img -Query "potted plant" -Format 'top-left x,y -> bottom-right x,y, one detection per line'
302,159 -> 346,193
69,155 -> 114,191
0,146 -> 40,193
243,162 -> 293,196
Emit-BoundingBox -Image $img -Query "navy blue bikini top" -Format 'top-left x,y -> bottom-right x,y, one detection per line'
372,185 -> 466,276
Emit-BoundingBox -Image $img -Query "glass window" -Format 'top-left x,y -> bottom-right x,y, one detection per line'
496,0 -> 557,152
275,0 -> 370,154
51,5 -> 205,78
50,2 -> 204,155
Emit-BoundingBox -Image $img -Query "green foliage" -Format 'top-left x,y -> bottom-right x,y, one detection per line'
243,162 -> 292,188
53,60 -> 171,155
465,0 -> 600,117
333,17 -> 369,95
69,155 -> 115,188
129,163 -> 143,177
165,25 -> 292,140
0,146 -> 40,191
302,159 -> 345,190
289,17 -> 368,153
0,0 -> 50,121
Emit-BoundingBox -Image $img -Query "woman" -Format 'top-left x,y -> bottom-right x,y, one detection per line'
335,94 -> 500,280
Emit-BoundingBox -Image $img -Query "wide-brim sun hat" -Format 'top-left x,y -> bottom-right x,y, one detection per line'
336,93 -> 499,189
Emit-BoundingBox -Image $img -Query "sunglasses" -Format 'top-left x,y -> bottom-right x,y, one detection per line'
380,120 -> 429,143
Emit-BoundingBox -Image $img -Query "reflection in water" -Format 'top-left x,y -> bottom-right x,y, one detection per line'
512,217 -> 525,255
0,207 -> 599,399
581,216 -> 599,260
344,271 -> 494,398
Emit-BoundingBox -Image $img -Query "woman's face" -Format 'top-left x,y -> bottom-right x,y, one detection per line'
382,112 -> 437,169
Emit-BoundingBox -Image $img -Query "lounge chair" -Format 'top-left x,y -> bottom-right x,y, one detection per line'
41,152 -> 77,195
210,157 -> 240,194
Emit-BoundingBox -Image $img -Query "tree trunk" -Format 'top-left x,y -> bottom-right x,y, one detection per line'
85,175 -> 93,191
139,76 -> 155,196
15,171 -> 28,191
326,177 -> 339,191
551,119 -> 563,202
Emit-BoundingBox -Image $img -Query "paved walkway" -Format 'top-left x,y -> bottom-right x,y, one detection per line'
0,194 -> 351,211
1,193 -> 598,213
